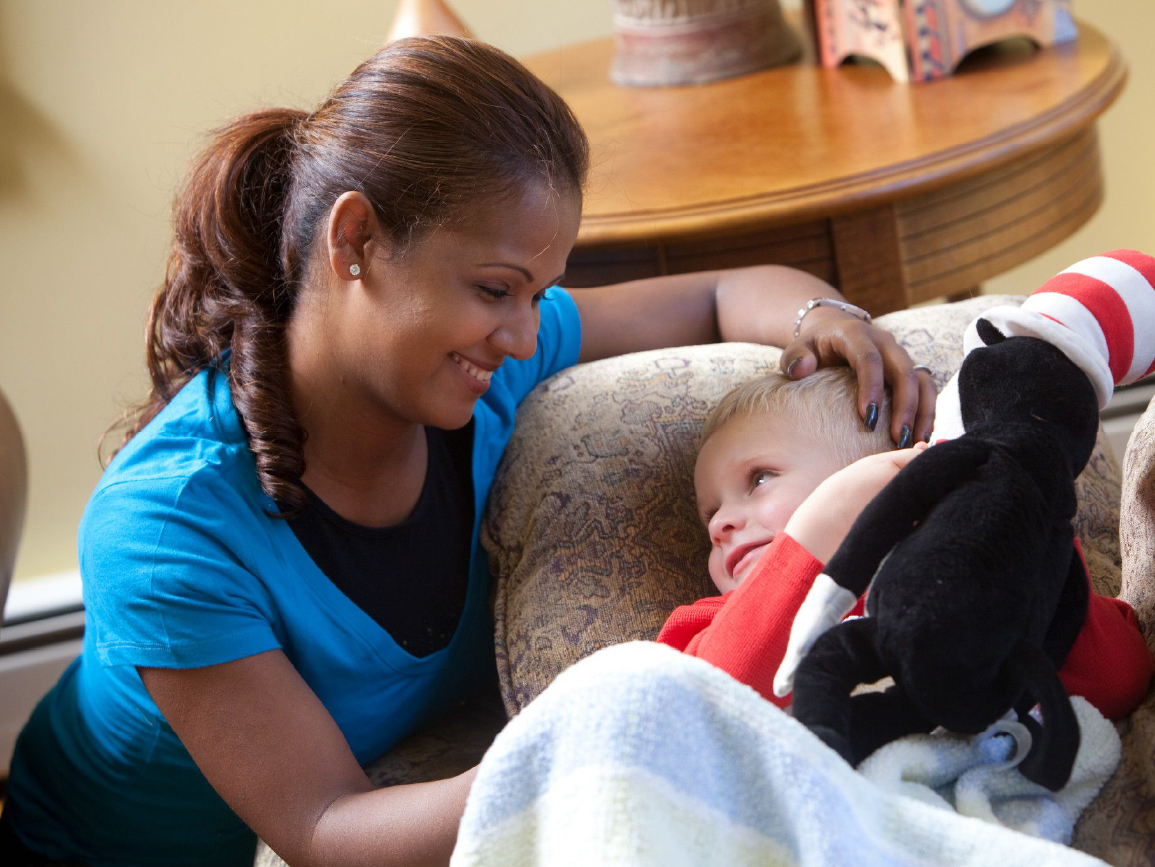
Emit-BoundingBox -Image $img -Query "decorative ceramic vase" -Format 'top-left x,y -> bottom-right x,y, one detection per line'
610,0 -> 803,87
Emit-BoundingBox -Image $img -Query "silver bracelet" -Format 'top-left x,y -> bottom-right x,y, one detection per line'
793,297 -> 873,340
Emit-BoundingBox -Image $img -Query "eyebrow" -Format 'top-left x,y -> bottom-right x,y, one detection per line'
480,263 -> 566,287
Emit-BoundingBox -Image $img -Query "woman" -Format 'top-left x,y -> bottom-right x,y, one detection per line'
1,36 -> 934,867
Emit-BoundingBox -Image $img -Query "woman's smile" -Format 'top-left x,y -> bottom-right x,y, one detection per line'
450,351 -> 496,393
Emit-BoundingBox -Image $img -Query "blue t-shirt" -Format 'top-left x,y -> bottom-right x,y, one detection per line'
6,290 -> 581,867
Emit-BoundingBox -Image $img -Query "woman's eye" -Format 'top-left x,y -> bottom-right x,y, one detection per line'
478,284 -> 554,304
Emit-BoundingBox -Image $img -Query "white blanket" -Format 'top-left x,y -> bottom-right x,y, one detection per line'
858,695 -> 1119,843
452,642 -> 1116,867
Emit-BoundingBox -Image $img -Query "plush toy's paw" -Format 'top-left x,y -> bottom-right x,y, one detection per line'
773,573 -> 858,698
809,724 -> 856,766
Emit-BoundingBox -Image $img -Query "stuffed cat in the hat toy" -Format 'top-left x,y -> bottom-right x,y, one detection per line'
773,250 -> 1155,791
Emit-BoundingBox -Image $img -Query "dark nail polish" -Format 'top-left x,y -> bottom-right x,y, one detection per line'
786,358 -> 801,378
898,426 -> 912,449
864,403 -> 878,432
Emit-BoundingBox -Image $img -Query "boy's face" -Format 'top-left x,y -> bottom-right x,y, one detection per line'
695,411 -> 847,593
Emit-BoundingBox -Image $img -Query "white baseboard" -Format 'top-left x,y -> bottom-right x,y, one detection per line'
1101,381 -> 1155,463
4,570 -> 83,624
0,627 -> 82,777
2,571 -> 85,777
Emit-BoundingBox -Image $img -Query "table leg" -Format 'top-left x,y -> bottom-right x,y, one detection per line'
830,205 -> 909,316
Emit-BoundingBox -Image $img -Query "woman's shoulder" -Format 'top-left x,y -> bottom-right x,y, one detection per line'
78,376 -> 283,658
85,369 -> 270,557
536,285 -> 581,365
100,367 -> 256,497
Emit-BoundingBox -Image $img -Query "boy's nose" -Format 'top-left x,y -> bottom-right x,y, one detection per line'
708,507 -> 744,545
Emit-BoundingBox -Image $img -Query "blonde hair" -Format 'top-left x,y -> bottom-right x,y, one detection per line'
701,368 -> 894,467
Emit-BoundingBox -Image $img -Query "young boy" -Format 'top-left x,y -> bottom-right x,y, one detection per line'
658,368 -> 1154,721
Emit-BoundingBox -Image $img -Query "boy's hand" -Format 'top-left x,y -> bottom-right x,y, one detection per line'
784,443 -> 928,565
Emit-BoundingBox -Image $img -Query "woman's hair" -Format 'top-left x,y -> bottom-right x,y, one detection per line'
700,368 -> 894,467
109,36 -> 590,512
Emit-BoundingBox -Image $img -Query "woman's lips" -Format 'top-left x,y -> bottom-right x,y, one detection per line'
450,351 -> 496,393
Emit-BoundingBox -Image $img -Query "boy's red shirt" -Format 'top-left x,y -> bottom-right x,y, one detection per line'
656,534 -> 1154,719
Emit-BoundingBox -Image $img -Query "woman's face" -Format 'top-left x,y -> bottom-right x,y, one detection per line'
321,183 -> 582,432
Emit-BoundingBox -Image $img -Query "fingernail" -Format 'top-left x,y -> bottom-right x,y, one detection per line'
864,403 -> 878,432
898,426 -> 912,449
786,358 -> 801,378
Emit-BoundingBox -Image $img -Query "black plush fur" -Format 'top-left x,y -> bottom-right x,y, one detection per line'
791,319 -> 1098,791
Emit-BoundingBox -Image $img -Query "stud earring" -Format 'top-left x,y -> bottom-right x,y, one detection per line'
349,263 -> 361,278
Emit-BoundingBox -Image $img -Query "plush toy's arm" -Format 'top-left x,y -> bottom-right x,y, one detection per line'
1042,541 -> 1090,669
822,437 -> 993,591
774,438 -> 993,698
774,572 -> 859,698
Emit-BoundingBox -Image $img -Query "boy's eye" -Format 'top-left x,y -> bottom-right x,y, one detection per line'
750,469 -> 777,490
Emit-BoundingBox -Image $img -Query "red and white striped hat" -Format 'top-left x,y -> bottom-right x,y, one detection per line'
963,249 -> 1155,409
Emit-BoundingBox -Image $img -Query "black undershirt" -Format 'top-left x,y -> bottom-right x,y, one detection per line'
288,423 -> 474,658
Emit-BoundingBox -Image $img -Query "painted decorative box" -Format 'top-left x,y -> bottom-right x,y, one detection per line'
807,0 -> 1077,82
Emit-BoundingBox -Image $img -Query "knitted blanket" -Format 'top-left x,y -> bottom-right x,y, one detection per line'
452,642 -> 1116,867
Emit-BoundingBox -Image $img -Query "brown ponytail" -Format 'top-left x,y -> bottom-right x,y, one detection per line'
108,108 -> 309,510
111,36 -> 589,513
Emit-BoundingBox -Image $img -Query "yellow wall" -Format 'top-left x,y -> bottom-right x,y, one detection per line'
1,1 -> 1152,584
982,1 -> 1155,291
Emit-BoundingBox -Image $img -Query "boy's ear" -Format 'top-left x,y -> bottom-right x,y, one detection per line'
975,317 -> 1006,346
325,191 -> 383,280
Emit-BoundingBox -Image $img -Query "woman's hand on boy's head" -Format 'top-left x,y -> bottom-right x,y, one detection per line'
782,315 -> 937,448
784,443 -> 928,565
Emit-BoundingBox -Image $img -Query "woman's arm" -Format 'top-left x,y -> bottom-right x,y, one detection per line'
139,651 -> 473,867
569,265 -> 936,445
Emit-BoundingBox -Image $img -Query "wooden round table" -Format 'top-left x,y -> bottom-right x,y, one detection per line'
523,22 -> 1125,313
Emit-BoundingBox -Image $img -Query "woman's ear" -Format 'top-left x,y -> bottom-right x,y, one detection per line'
326,192 -> 381,281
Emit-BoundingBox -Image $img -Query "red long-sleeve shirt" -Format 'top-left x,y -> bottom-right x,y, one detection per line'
656,534 -> 1154,720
